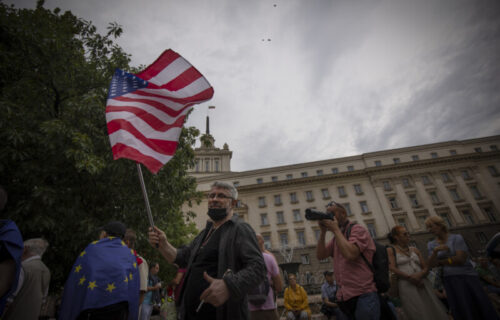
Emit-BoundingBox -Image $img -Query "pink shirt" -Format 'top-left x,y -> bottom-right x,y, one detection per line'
326,222 -> 376,301
248,252 -> 280,311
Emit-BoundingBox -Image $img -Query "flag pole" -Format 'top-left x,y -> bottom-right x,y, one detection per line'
136,163 -> 155,229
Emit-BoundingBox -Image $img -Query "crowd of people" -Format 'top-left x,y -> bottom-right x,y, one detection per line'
2,182 -> 500,320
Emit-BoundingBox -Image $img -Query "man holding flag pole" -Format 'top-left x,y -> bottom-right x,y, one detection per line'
148,181 -> 266,320
104,49 -> 266,320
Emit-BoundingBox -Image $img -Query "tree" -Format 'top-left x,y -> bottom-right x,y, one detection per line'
0,0 -> 202,290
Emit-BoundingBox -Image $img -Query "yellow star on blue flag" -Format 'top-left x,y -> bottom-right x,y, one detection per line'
59,237 -> 140,320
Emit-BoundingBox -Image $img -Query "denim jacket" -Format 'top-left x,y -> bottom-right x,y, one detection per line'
175,215 -> 266,320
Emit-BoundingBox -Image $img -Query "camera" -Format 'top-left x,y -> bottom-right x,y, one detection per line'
305,208 -> 334,221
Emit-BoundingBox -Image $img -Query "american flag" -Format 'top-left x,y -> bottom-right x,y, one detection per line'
105,49 -> 214,173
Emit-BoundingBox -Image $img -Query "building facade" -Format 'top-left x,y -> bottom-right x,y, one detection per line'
184,135 -> 500,289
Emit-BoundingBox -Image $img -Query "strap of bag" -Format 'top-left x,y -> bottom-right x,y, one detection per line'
388,245 -> 397,267
345,222 -> 374,273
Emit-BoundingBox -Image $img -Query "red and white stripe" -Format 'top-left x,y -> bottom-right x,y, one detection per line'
106,49 -> 214,173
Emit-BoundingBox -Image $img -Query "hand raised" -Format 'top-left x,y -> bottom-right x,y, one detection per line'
199,272 -> 230,307
319,219 -> 338,232
148,226 -> 167,249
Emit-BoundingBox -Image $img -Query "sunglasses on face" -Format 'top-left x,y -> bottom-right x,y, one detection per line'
326,201 -> 345,210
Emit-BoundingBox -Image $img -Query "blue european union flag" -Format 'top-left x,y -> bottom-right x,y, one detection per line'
0,220 -> 24,314
58,237 -> 140,320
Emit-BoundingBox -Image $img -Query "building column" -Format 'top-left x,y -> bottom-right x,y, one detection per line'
393,182 -> 420,230
373,185 -> 396,230
453,171 -> 487,222
433,175 -> 465,226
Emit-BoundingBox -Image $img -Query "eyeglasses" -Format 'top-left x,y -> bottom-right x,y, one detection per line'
326,201 -> 345,210
208,193 -> 232,200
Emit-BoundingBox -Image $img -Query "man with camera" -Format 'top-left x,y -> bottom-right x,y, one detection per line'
315,201 -> 380,320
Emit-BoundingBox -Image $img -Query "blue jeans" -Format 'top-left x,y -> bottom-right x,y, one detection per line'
355,292 -> 380,320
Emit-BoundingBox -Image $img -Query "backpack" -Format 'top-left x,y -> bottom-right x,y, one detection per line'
346,223 -> 390,293
247,276 -> 270,306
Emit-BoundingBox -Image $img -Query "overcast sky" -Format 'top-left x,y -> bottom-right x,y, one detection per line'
10,0 -> 500,171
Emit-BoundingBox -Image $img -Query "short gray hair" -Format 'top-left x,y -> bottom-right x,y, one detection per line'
24,238 -> 49,257
211,181 -> 238,200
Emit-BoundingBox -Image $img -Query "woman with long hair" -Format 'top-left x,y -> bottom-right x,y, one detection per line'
426,216 -> 499,320
386,226 -> 448,320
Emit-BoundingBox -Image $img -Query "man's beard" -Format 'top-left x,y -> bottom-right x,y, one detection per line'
207,207 -> 228,222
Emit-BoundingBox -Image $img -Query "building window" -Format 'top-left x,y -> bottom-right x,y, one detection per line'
475,147 -> 482,153
491,145 -> 498,151
441,173 -> 451,182
347,165 -> 354,171
397,218 -> 407,228
383,181 -> 392,191
233,181 -> 240,187
273,195 -> 282,206
301,254 -> 310,265
321,188 -> 330,199
258,196 -> 266,207
360,201 -> 369,213
450,149 -> 457,155
488,165 -> 498,176
290,192 -> 298,203
469,185 -> 482,199
439,213 -> 452,227
260,214 -> 268,226
476,232 -> 488,244
215,159 -> 220,172
332,168 -> 339,174
422,175 -> 431,185
461,170 -> 471,180
375,160 -> 382,166
409,194 -> 419,207
314,229 -> 321,241
276,211 -> 285,224
256,178 -> 263,184
402,178 -> 412,188
417,215 -> 428,228
205,160 -> 210,172
388,197 -> 399,209
462,210 -> 475,224
301,172 -> 308,178
195,159 -> 200,172
344,203 -> 353,216
271,176 -> 278,182
354,184 -> 363,195
236,200 -> 243,208
338,186 -> 346,197
297,231 -> 306,246
279,233 -> 288,247
431,152 -> 438,159
483,207 -> 497,222
293,209 -> 302,222
412,155 -> 419,161
286,174 -> 293,180
393,158 -> 401,164
317,169 -> 324,176
305,191 -> 314,201
366,222 -> 377,238
449,188 -> 461,201
429,191 -> 440,204
263,234 -> 271,249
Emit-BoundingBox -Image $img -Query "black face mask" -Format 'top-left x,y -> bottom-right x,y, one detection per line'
207,208 -> 228,222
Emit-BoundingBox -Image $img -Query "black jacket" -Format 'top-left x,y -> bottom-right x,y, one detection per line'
174,214 -> 266,320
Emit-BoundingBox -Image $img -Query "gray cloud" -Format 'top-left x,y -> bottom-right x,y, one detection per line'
8,0 -> 500,171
